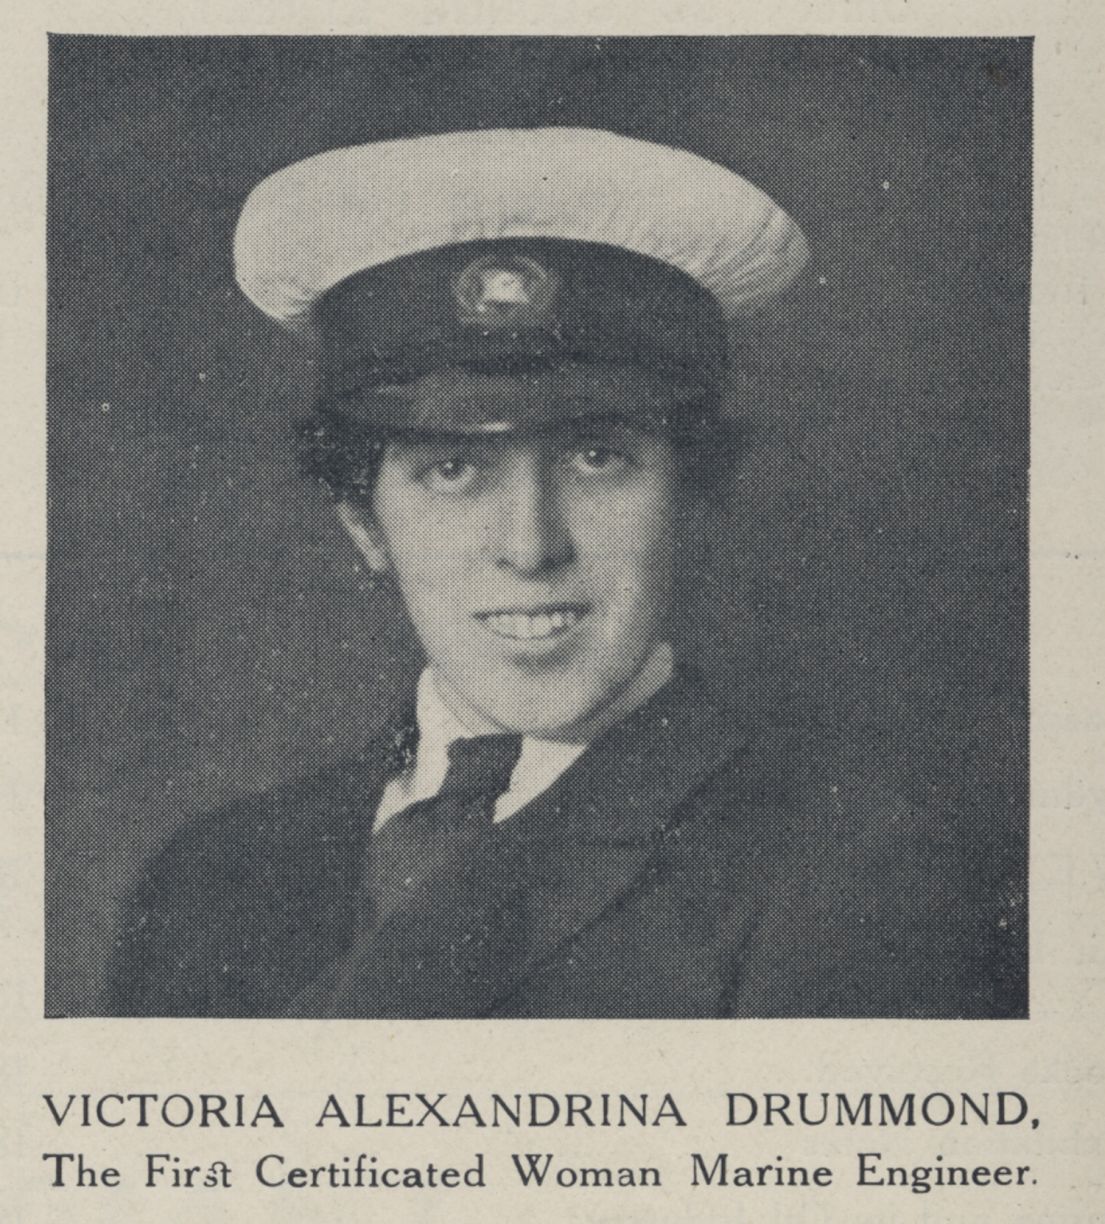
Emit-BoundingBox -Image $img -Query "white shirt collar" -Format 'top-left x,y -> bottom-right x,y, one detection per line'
375,643 -> 675,829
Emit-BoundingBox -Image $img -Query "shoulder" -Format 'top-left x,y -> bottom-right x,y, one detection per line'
178,752 -> 382,852
103,750 -> 387,1016
668,749 -> 1025,1018
682,737 -> 1001,889
140,753 -> 381,895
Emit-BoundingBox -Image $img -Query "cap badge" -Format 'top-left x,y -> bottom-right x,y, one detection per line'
453,254 -> 559,329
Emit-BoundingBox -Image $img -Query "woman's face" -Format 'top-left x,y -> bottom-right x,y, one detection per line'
343,414 -> 678,739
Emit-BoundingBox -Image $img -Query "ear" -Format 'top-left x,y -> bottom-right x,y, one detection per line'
335,501 -> 390,574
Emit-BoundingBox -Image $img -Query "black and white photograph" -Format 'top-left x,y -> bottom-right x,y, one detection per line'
45,35 -> 1030,1020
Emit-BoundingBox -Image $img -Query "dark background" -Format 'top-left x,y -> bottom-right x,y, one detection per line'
45,35 -> 1031,1015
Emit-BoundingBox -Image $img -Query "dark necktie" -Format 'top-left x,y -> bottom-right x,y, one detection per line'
361,732 -> 524,928
287,732 -> 525,1017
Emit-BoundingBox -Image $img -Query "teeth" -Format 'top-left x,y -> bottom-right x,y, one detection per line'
483,610 -> 581,639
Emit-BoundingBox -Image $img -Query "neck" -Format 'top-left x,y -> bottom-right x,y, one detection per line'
428,642 -> 675,745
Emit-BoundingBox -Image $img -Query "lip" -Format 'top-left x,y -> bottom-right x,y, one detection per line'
473,603 -> 592,644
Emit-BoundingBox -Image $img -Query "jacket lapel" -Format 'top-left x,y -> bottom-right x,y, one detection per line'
481,668 -> 749,1013
273,719 -> 413,1017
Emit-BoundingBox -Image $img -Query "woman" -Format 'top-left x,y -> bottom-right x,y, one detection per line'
106,128 -> 1014,1018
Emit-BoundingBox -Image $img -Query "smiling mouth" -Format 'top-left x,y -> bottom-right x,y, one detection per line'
474,605 -> 590,641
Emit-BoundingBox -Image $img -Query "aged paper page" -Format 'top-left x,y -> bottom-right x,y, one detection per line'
3,1 -> 1102,1219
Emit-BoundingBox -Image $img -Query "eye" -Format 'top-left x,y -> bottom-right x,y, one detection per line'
571,444 -> 630,475
420,458 -> 479,493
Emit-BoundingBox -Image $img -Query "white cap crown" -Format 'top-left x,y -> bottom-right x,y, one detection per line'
234,126 -> 810,329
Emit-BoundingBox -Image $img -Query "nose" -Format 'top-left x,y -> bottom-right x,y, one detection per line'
493,455 -> 575,577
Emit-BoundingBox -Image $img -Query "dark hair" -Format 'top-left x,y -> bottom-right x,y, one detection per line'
296,410 -> 388,508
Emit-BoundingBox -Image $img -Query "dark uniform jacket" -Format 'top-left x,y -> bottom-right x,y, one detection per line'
105,671 -> 1025,1019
